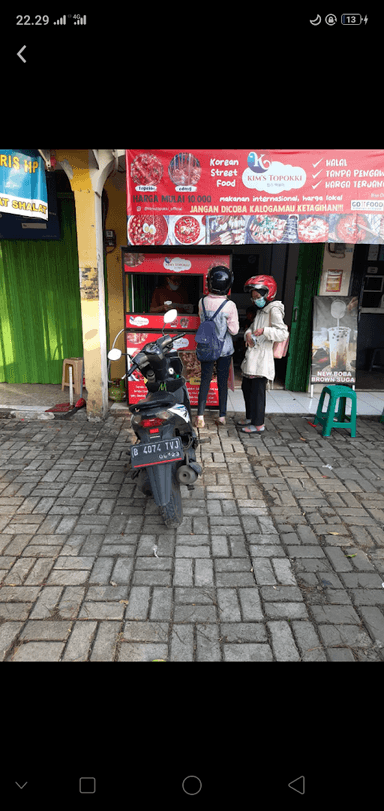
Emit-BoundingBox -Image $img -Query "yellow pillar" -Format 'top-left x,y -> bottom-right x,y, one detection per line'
55,149 -> 108,418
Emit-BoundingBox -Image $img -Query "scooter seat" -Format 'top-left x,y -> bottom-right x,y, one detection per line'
129,391 -> 177,413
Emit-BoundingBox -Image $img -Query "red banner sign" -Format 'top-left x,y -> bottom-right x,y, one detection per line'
126,149 -> 384,245
123,251 -> 229,277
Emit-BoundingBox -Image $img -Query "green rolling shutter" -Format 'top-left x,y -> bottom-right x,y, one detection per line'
0,196 -> 83,383
285,243 -> 324,392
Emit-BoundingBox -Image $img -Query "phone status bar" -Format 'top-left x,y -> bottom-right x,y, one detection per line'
16,14 -> 87,26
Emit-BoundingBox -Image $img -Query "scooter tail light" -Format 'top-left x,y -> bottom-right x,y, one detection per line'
131,410 -> 170,428
141,417 -> 165,428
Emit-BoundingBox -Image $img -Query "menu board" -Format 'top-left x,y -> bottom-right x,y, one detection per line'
127,149 -> 384,246
311,296 -> 358,385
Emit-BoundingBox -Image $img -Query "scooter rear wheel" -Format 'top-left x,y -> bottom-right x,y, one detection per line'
160,473 -> 183,528
138,469 -> 152,496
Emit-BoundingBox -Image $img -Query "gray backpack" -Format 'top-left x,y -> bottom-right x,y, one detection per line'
195,299 -> 228,362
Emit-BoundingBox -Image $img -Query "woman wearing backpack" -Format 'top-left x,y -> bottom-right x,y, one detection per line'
195,266 -> 239,429
239,275 -> 289,434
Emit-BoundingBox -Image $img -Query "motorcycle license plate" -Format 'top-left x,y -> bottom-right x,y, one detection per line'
130,437 -> 183,469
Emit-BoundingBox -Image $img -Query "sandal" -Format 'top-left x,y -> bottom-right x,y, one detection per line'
241,424 -> 265,434
215,417 -> 226,427
195,416 -> 205,429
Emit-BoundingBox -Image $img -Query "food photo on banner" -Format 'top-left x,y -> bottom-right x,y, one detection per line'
126,149 -> 384,246
311,296 -> 358,386
0,149 -> 48,219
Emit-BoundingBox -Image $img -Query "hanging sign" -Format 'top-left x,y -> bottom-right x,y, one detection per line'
126,149 -> 384,246
123,250 -> 230,276
0,149 -> 48,220
311,296 -> 358,385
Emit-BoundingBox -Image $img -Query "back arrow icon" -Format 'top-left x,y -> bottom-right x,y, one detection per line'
288,776 -> 305,795
15,782 -> 28,789
17,46 -> 27,63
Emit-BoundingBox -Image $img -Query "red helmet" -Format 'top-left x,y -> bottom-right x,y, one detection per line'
244,275 -> 277,302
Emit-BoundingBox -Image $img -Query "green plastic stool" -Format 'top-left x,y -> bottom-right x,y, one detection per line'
314,385 -> 357,437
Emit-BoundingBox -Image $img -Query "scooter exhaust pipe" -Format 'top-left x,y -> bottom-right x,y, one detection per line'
176,465 -> 198,485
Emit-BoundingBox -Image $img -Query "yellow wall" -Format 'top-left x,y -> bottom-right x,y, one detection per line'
54,148 -> 108,417
104,170 -> 127,380
52,149 -> 127,416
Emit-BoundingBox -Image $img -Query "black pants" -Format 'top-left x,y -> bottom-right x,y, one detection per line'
198,354 -> 233,417
241,376 -> 267,426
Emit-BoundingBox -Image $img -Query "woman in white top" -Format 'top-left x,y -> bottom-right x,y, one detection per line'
239,275 -> 288,434
196,266 -> 239,429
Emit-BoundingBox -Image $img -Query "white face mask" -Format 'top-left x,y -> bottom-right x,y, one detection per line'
168,281 -> 180,291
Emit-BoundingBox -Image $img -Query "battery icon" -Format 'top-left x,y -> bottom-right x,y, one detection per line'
341,14 -> 368,25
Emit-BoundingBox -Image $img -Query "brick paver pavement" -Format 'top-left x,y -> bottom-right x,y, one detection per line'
0,410 -> 384,661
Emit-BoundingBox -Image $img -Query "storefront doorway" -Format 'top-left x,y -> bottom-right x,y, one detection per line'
229,246 -> 289,389
121,242 -> 324,400
230,243 -> 321,392
0,171 -> 83,385
350,244 -> 384,390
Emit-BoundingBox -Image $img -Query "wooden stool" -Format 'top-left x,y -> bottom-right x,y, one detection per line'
62,358 -> 84,398
314,385 -> 357,438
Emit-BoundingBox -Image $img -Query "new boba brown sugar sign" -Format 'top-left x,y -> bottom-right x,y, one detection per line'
311,297 -> 358,385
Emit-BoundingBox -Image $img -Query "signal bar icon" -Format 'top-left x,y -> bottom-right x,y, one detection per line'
53,15 -> 66,24
74,15 -> 87,24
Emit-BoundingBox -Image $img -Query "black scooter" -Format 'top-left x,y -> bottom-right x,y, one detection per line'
108,309 -> 201,528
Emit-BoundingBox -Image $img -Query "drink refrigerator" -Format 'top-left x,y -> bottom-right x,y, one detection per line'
122,248 -> 232,406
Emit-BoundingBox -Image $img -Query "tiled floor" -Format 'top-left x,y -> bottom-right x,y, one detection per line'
1,382 -> 384,418
0,383 -> 85,413
0,383 -> 80,407
227,387 -> 384,417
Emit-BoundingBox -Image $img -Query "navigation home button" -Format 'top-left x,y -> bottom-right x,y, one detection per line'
288,776 -> 305,795
182,776 -> 202,796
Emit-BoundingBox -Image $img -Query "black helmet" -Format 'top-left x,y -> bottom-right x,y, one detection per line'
207,266 -> 234,295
